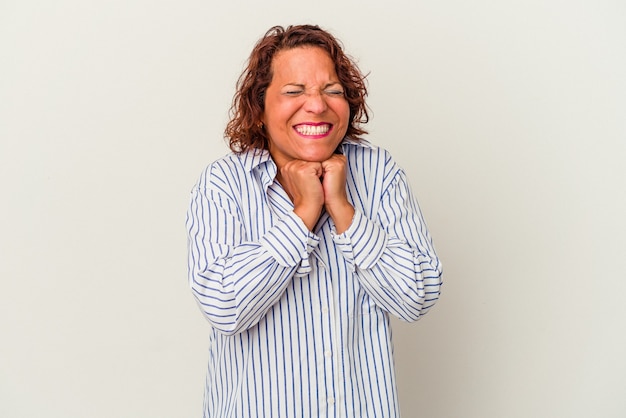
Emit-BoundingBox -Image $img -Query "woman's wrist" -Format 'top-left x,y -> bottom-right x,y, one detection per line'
326,201 -> 354,234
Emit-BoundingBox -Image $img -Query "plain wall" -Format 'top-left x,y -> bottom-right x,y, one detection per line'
1,1 -> 625,417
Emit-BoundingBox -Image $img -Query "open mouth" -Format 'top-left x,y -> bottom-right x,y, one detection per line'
294,123 -> 332,137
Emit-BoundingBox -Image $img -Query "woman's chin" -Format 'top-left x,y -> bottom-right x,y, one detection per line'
298,147 -> 338,162
301,154 -> 333,163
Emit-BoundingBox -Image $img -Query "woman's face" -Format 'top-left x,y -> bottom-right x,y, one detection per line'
262,46 -> 350,169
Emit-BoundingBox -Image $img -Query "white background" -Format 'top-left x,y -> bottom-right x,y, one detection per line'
1,0 -> 625,417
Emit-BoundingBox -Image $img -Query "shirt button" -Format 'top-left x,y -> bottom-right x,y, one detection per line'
321,307 -> 329,314
327,397 -> 335,404
324,350 -> 332,358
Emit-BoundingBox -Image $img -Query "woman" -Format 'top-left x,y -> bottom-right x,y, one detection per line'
187,24 -> 442,418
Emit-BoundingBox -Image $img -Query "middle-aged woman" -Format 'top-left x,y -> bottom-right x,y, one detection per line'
187,24 -> 443,418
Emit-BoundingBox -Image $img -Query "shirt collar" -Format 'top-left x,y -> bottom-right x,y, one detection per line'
240,148 -> 273,172
340,137 -> 373,152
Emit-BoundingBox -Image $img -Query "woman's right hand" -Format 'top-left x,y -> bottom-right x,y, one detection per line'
277,160 -> 325,231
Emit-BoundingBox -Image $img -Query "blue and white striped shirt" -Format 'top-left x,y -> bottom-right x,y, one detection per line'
186,138 -> 442,418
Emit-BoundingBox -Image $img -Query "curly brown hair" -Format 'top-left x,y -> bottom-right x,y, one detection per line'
225,24 -> 369,153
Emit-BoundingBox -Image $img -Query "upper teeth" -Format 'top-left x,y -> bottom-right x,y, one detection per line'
296,124 -> 330,136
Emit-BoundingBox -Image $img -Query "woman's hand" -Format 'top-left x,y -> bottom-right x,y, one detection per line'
321,154 -> 354,234
278,160 -> 325,231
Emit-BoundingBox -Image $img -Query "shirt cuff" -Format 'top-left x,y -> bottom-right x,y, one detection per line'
260,211 -> 320,269
332,209 -> 387,270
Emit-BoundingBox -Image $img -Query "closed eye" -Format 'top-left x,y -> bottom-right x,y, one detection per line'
283,90 -> 304,96
325,89 -> 345,97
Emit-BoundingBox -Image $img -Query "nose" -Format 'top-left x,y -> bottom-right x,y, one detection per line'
303,90 -> 328,114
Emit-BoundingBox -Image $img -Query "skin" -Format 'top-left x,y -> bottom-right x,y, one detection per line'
262,46 -> 355,233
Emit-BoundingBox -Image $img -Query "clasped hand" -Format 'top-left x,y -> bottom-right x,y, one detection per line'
277,154 -> 355,234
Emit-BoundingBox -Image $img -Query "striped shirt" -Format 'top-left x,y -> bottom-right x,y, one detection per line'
186,138 -> 443,418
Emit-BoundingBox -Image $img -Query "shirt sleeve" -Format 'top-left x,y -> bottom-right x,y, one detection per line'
332,169 -> 443,322
186,184 -> 320,335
